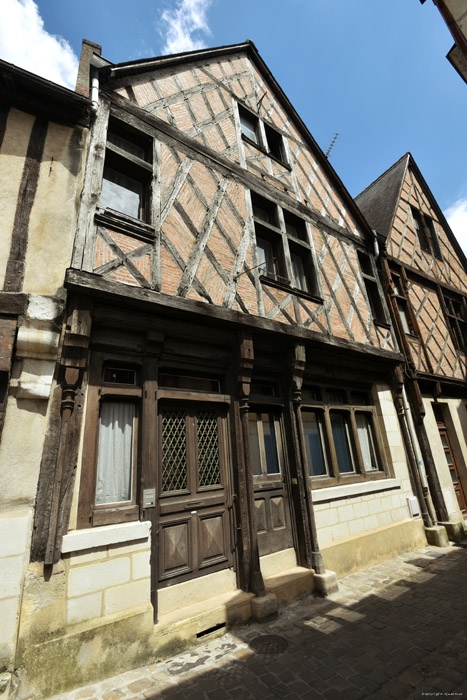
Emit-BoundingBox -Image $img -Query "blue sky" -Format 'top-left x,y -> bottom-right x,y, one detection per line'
2,0 -> 467,251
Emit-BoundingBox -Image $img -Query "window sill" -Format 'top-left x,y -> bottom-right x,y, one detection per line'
62,520 -> 151,553
259,275 -> 323,303
374,320 -> 391,330
311,477 -> 401,503
95,209 -> 155,242
241,135 -> 291,171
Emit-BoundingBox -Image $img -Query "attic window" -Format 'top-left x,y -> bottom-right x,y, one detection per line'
410,207 -> 443,260
238,104 -> 288,166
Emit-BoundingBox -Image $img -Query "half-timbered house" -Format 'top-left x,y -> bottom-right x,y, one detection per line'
0,60 -> 90,695
356,152 -> 467,543
4,42 -> 443,696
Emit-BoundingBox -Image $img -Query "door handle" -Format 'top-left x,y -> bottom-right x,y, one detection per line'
184,501 -> 203,509
230,494 -> 241,531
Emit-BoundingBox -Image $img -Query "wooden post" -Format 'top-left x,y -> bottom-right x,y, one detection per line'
43,295 -> 92,565
235,332 -> 265,596
288,343 -> 325,574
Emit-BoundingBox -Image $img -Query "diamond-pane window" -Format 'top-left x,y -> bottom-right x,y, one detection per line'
161,410 -> 187,492
198,412 -> 221,487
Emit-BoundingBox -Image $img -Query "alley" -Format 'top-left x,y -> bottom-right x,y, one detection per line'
49,543 -> 467,700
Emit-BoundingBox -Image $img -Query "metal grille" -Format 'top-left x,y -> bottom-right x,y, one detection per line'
197,411 -> 221,487
161,410 -> 187,492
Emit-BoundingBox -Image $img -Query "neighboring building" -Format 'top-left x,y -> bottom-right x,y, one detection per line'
2,39 -> 463,698
356,152 -> 467,543
0,61 -> 90,695
419,0 -> 467,83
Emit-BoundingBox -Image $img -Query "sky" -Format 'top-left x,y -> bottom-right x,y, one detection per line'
2,0 -> 467,254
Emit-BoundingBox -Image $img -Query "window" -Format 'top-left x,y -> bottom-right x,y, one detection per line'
251,191 -> 319,297
392,274 -> 415,336
411,206 -> 443,260
238,104 -> 287,165
100,121 -> 152,221
443,292 -> 467,351
78,358 -> 141,527
357,251 -> 387,325
301,385 -> 387,486
239,106 -> 260,144
248,412 -> 283,477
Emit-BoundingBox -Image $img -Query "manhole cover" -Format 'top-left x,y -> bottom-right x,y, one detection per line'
249,634 -> 289,655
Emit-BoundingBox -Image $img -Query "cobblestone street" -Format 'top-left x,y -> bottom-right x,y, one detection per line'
50,544 -> 467,700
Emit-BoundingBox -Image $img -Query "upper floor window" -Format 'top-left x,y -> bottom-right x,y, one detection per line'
392,274 -> 416,336
238,104 -> 288,166
410,206 -> 443,260
251,192 -> 319,297
357,250 -> 387,325
443,292 -> 467,351
101,120 -> 152,222
301,385 -> 387,487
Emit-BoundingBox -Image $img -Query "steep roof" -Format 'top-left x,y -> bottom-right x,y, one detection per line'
355,154 -> 409,239
356,152 -> 467,271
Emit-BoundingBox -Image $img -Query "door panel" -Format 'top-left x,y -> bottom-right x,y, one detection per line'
157,405 -> 232,587
249,411 -> 293,557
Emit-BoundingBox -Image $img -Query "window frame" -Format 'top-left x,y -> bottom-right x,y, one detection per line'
238,103 -> 289,167
100,119 -> 153,224
442,291 -> 467,352
391,273 -> 417,337
77,354 -> 142,528
357,250 -> 389,327
248,409 -> 286,481
301,384 -> 389,489
410,206 -> 443,260
250,191 -> 322,300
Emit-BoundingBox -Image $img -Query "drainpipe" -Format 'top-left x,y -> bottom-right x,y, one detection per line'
90,67 -> 99,113
401,385 -> 437,525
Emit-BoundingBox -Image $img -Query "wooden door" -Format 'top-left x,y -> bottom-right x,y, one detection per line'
439,425 -> 467,514
248,410 -> 293,556
157,405 -> 233,586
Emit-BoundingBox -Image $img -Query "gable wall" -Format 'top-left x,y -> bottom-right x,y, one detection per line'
387,166 -> 467,293
112,53 -> 361,239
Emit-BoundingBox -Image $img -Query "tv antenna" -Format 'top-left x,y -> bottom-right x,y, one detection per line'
325,132 -> 339,159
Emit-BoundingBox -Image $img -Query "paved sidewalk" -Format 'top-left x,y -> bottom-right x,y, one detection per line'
51,544 -> 467,700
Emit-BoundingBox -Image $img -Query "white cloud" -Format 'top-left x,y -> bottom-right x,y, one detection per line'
0,0 -> 78,89
160,0 -> 212,55
444,196 -> 467,256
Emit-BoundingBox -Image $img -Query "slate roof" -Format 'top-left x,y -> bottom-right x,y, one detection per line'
355,154 -> 409,239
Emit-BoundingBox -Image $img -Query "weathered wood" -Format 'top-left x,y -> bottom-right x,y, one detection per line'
150,140 -> 161,290
107,93 -> 364,248
0,292 -> 28,315
65,268 -> 405,362
0,318 -> 17,373
177,178 -> 228,297
0,105 -> 10,151
73,98 -> 111,270
4,117 -> 48,292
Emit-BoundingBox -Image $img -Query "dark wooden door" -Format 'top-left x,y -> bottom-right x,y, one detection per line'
157,405 -> 233,586
438,426 -> 467,514
248,410 -> 293,556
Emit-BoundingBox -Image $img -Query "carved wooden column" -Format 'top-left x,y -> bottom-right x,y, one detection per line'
234,332 -> 265,596
287,344 -> 325,574
31,294 -> 92,566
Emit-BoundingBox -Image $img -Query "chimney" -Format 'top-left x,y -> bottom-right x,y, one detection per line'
75,39 -> 102,97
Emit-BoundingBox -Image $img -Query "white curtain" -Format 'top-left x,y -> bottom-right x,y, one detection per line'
95,402 -> 134,504
356,413 -> 374,471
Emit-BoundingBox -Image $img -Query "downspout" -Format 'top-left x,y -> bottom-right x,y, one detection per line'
401,384 -> 437,525
90,66 -> 99,113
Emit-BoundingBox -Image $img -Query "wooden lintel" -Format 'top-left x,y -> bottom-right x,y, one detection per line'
65,268 -> 404,364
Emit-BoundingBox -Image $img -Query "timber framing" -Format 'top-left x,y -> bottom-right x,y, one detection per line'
65,268 -> 403,364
